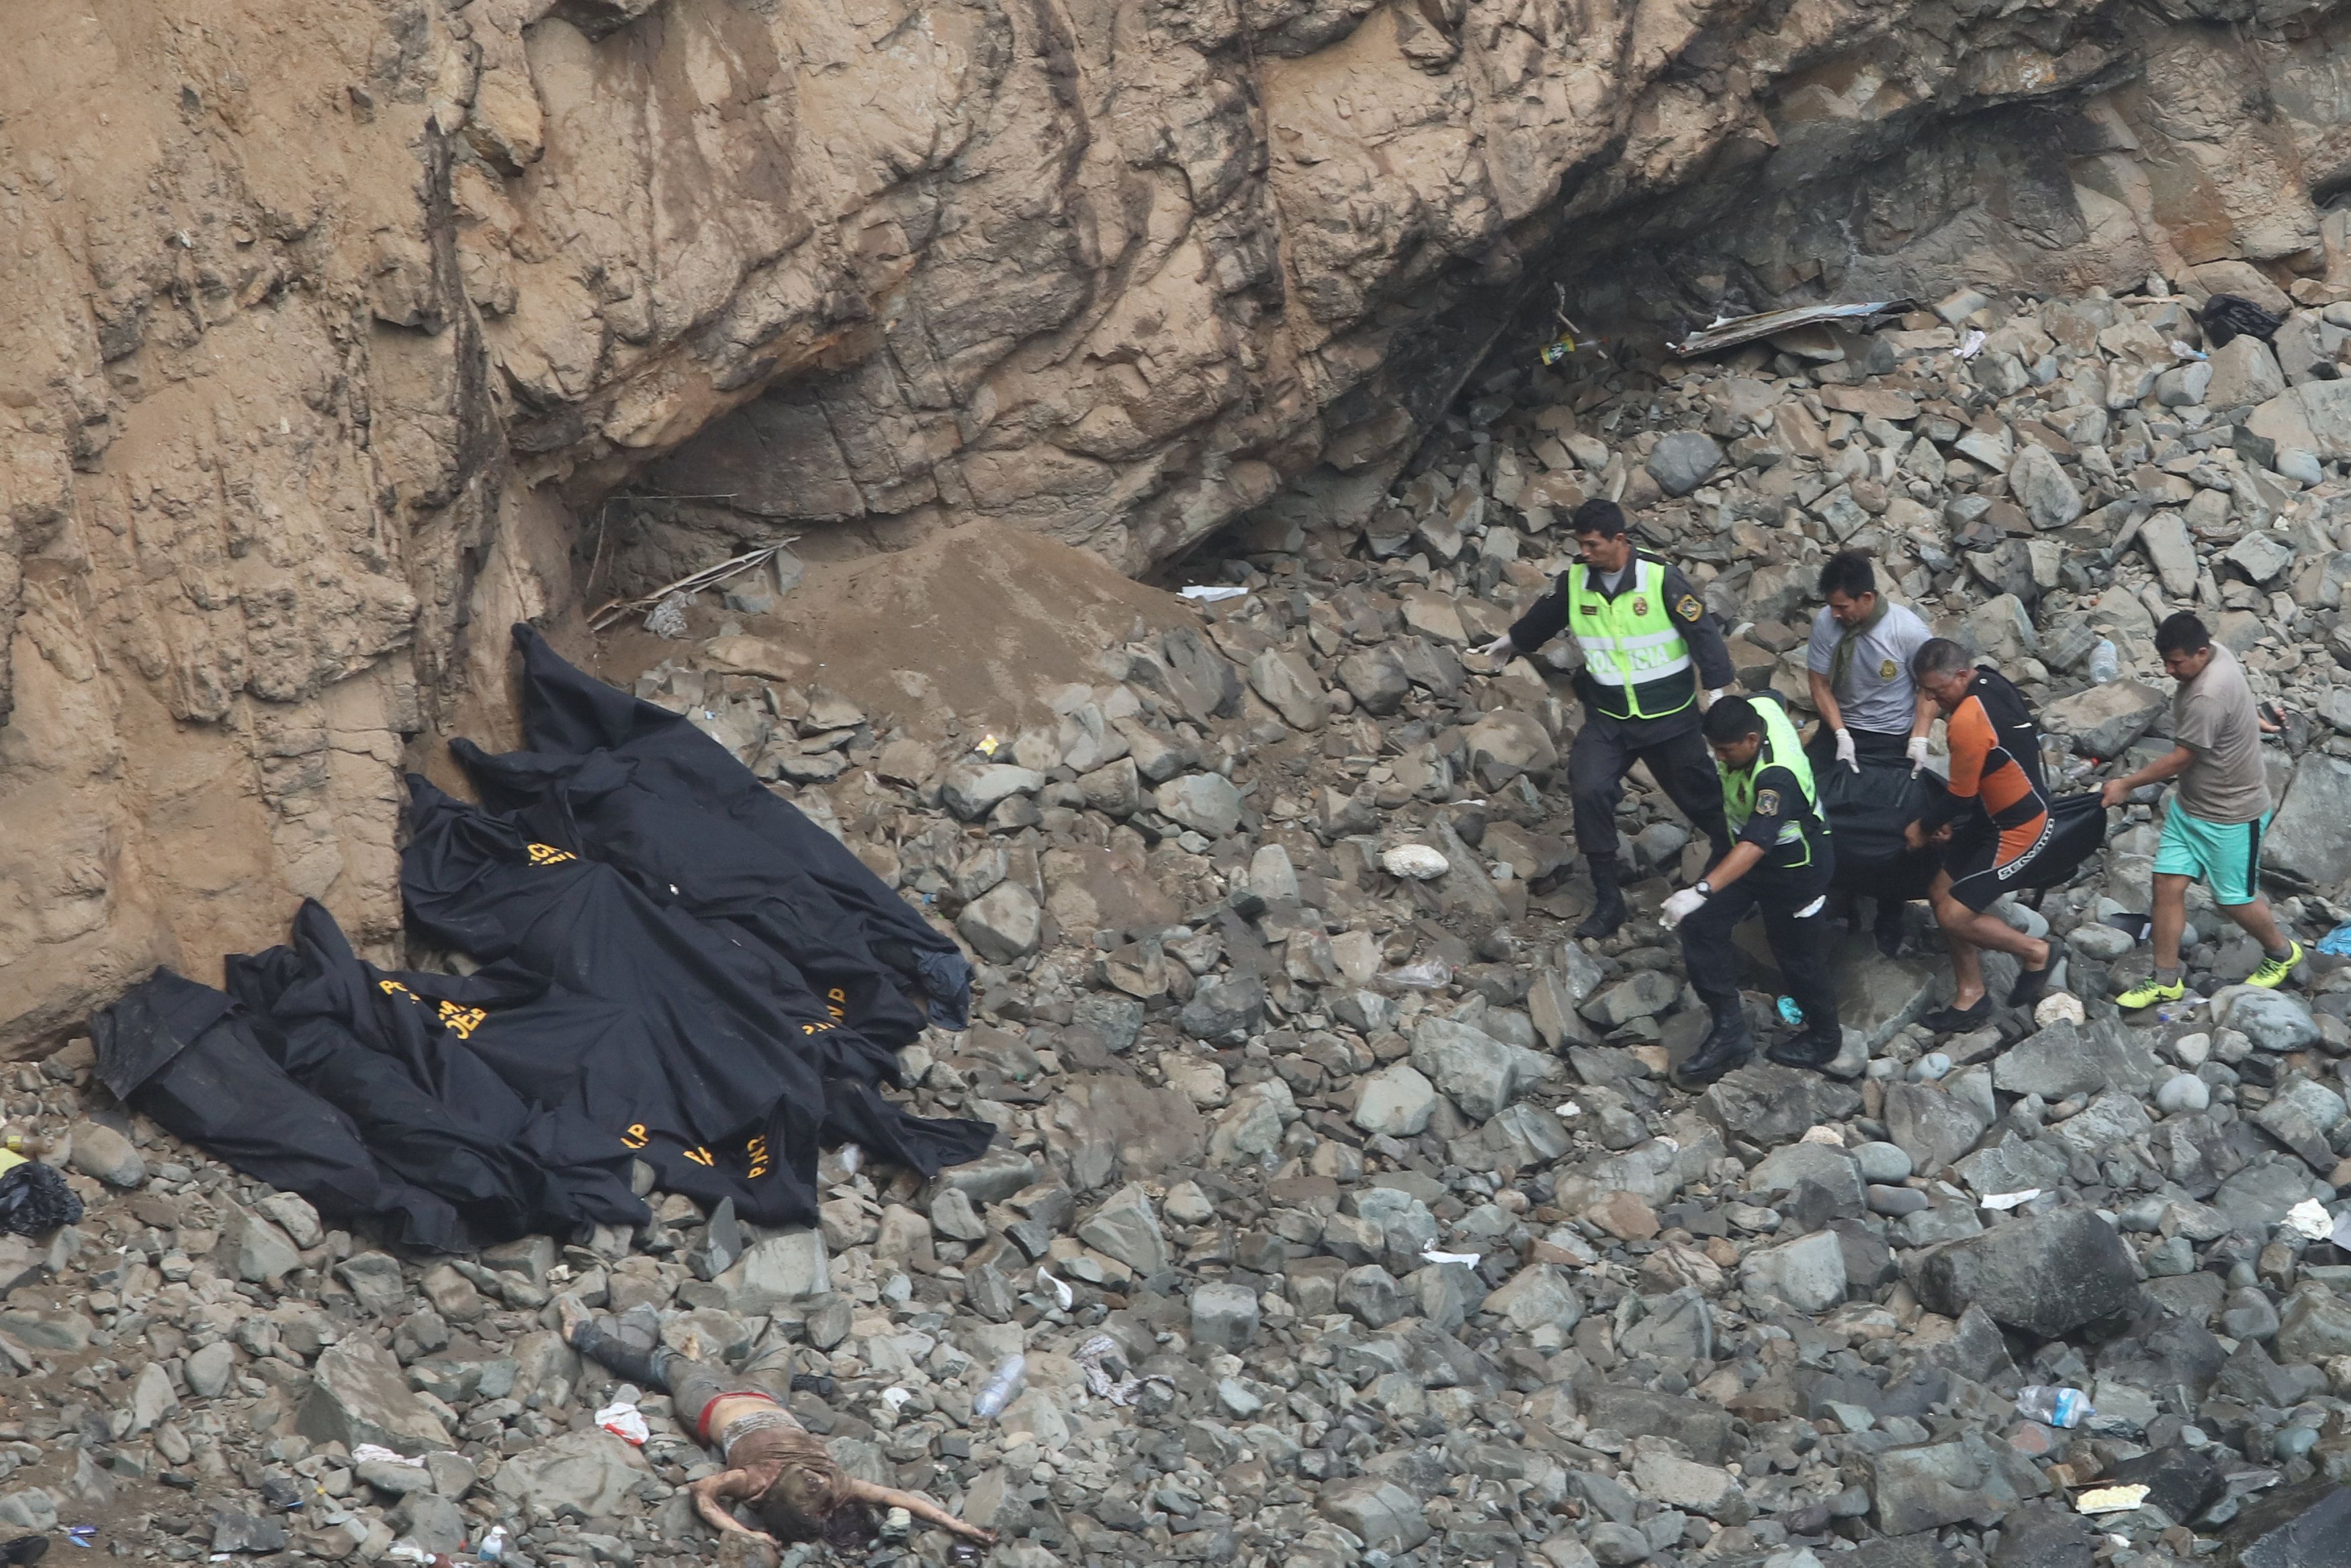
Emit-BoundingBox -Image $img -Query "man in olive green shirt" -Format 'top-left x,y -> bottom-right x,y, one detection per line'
2101,613 -> 2300,1008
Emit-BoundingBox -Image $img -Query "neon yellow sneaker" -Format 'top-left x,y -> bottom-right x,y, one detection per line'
2248,941 -> 2305,990
2115,974 -> 2184,1010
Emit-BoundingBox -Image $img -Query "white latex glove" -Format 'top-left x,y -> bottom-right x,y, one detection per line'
1478,633 -> 1516,663
1906,735 -> 1931,776
1834,728 -> 1859,773
1703,687 -> 1729,708
1661,887 -> 1708,929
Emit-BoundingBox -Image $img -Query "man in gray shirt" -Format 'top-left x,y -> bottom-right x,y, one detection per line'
1805,551 -> 1935,773
1804,551 -> 1935,955
2100,612 -> 2300,1008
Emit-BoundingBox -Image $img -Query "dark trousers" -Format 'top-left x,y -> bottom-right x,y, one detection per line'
1679,851 -> 1840,1035
574,1320 -> 731,1437
1568,708 -> 1731,865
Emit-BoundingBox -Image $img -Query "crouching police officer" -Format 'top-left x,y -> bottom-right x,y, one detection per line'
1661,694 -> 1844,1086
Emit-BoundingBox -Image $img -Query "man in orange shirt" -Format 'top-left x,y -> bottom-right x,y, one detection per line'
1902,639 -> 2059,1032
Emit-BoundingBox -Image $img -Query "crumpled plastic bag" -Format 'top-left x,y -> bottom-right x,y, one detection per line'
1073,1334 -> 1139,1406
0,1160 -> 81,1237
2199,293 -> 2282,349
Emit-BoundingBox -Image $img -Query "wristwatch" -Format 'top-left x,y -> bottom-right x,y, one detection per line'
1693,880 -> 1714,898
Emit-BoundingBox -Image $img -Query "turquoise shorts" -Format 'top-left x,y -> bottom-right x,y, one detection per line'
2154,804 -> 2270,906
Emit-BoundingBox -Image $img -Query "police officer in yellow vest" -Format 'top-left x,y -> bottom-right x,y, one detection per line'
1659,694 -> 1845,1085
1481,500 -> 1734,939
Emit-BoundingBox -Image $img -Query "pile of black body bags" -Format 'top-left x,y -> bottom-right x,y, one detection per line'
93,627 -> 991,1254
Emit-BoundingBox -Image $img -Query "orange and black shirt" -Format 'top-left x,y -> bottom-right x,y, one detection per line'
1920,667 -> 2049,860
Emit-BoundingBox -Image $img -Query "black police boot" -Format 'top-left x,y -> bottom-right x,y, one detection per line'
1767,1027 -> 1845,1071
1675,1007 -> 1753,1087
1574,860 -> 1627,941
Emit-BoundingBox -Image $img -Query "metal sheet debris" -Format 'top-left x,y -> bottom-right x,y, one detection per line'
1669,301 -> 1914,357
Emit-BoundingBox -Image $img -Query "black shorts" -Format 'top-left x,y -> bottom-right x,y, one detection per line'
1942,813 -> 2053,913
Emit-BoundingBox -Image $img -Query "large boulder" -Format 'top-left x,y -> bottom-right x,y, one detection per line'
2266,754 -> 2351,893
1914,1207 -> 2141,1337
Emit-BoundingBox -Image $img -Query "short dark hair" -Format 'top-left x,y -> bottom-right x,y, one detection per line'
1818,551 -> 1875,600
1570,498 -> 1629,539
1703,695 -> 1763,743
2156,612 -> 2211,657
1912,637 -> 1973,682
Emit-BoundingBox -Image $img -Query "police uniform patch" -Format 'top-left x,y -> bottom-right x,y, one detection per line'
1632,596 -> 1649,616
1755,788 -> 1780,815
1880,657 -> 1898,680
1677,594 -> 1703,622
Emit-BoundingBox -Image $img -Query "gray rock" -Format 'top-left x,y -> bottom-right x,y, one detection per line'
1335,647 -> 1411,716
1966,593 -> 2039,661
297,1340 -> 455,1457
1156,627 -> 1243,722
1740,1230 -> 1847,1312
2047,1091 -> 2155,1158
2265,753 -> 2351,894
1868,1436 -> 2041,1535
1247,649 -> 1329,731
2225,531 -> 2297,585
1992,1018 -> 2162,1099
66,1120 -> 144,1188
1699,1064 -> 1862,1145
392,1493 -> 468,1555
1336,1264 -> 1405,1328
1354,1062 -> 1438,1137
1464,709 -> 1557,787
1318,1477 -> 1431,1553
1190,1281 -> 1261,1350
1835,945 -> 1939,1047
1630,1440 -> 1750,1523
236,1212 -> 302,1285
1648,431 -> 1724,497
1482,1263 -> 1582,1332
940,762 -> 1046,821
1954,1131 -> 2072,1198
337,1252 -> 410,1316
957,880 -> 1042,962
1077,1183 -> 1169,1276
1883,1080 -> 1992,1173
2042,680 -> 2167,759
2008,445 -> 2083,530
1581,970 -> 1678,1027
1155,772 -> 1243,837
185,1339 -> 236,1398
2140,512 -> 2200,599
1916,1207 -> 2140,1337
2274,1285 -> 2351,1361
255,1191 -> 324,1248
1589,1522 -> 1653,1566
1181,972 -> 1266,1044
2207,335 -> 2286,410
1853,1142 -> 1915,1183
2256,1076 -> 2346,1169
0,1492 -> 54,1533
2223,988 -> 2321,1052
724,1230 -> 832,1303
1409,1015 -> 1545,1121
357,1457 -> 435,1498
2156,1073 -> 2211,1114
489,1428 -> 651,1517
126,1361 -> 177,1435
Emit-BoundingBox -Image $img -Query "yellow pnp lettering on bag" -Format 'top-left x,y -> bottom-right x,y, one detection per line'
526,842 -> 577,866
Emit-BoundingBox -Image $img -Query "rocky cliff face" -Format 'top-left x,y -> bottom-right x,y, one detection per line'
3,0 -> 2350,1044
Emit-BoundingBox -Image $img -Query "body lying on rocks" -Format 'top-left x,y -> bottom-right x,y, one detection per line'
557,1296 -> 994,1550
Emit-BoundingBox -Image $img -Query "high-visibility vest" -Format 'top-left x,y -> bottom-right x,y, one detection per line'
1722,695 -> 1824,865
1568,557 -> 1693,720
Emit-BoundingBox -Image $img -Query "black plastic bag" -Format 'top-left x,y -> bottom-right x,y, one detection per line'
2201,293 -> 2282,349
0,1159 -> 80,1237
1819,751 -> 1949,903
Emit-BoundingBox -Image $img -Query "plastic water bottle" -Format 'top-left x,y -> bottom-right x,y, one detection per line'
972,1354 -> 1028,1420
478,1526 -> 508,1563
2088,640 -> 2119,685
2016,1385 -> 2094,1428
